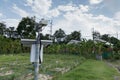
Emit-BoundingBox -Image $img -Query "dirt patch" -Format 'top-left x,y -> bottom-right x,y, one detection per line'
24,73 -> 52,80
38,74 -> 52,80
0,70 -> 13,76
24,73 -> 34,80
0,67 -> 6,70
54,67 -> 70,74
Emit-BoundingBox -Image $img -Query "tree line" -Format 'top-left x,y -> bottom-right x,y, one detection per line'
0,16 -> 120,60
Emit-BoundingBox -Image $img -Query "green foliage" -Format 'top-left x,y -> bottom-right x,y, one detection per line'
17,17 -> 36,39
101,34 -> 109,42
110,37 -> 119,45
0,22 -> 6,35
40,33 -> 50,40
65,31 -> 81,43
54,28 -> 66,38
45,40 -> 115,59
92,31 -> 100,40
101,34 -> 119,46
0,36 -> 22,54
45,40 -> 95,58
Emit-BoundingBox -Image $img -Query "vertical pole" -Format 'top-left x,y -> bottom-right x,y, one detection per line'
34,32 -> 40,80
34,62 -> 39,80
50,20 -> 53,40
92,28 -> 96,59
79,30 -> 81,41
92,28 -> 94,42
116,32 -> 118,39
50,20 -> 53,36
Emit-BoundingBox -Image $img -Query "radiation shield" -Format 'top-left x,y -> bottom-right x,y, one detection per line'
30,44 -> 43,63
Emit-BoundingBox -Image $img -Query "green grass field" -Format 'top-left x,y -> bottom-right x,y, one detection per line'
55,60 -> 120,80
0,54 -> 85,80
0,54 -> 120,80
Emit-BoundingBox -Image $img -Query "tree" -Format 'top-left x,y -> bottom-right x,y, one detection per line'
110,37 -> 119,45
109,37 -> 119,53
92,31 -> 100,40
54,28 -> 66,38
39,34 -> 50,40
65,31 -> 81,42
101,34 -> 109,42
53,28 -> 66,43
70,31 -> 81,40
8,27 -> 15,38
17,17 -> 36,39
101,34 -> 119,45
0,22 -> 6,36
44,34 -> 50,40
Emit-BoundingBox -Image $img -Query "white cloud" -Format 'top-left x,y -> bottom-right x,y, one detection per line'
58,5 -> 76,12
89,0 -> 103,5
47,8 -> 60,18
53,5 -> 120,39
3,19 -> 20,28
25,0 -> 52,16
57,4 -> 89,13
79,5 -> 89,12
114,11 -> 120,20
25,0 -> 61,18
13,4 -> 29,17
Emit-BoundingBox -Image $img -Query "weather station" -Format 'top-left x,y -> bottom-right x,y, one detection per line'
21,18 -> 52,80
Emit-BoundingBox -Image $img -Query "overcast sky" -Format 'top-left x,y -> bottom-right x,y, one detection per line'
0,0 -> 120,39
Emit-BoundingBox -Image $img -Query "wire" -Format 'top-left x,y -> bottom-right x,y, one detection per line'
38,33 -> 42,64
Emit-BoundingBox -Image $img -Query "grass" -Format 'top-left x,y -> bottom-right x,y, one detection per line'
55,60 -> 120,80
0,54 -> 120,80
0,54 -> 32,80
41,54 -> 85,75
0,54 -> 85,80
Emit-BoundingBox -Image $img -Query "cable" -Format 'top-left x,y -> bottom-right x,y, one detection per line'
38,33 -> 42,64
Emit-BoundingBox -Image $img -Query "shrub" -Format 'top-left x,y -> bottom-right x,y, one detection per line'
0,36 -> 22,54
